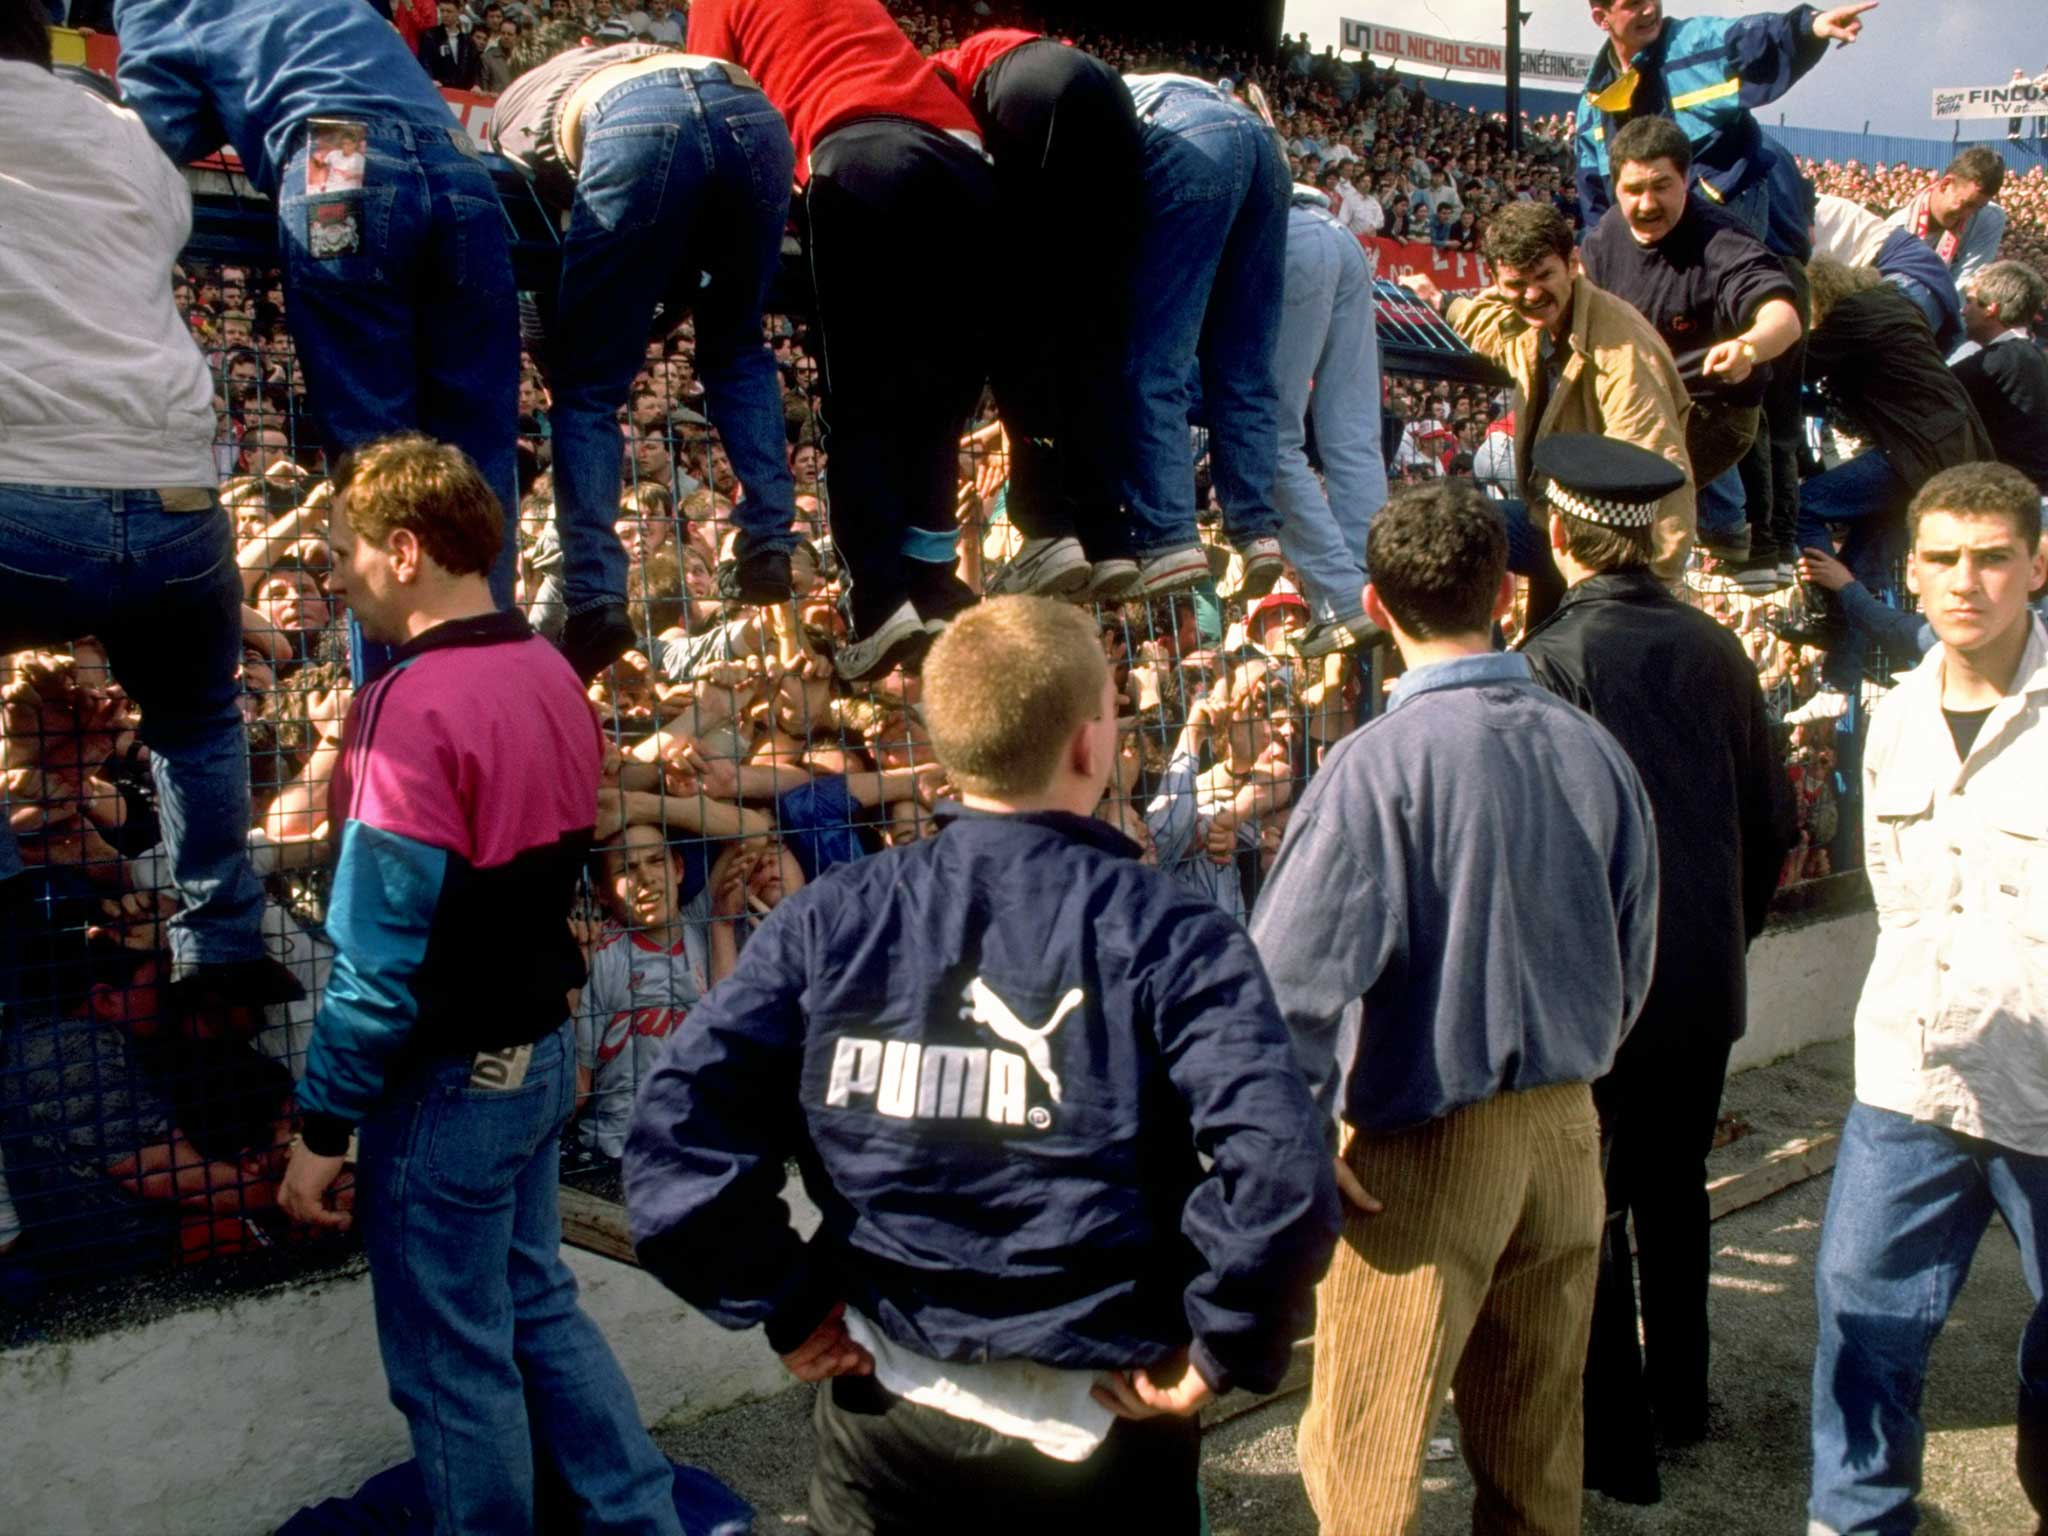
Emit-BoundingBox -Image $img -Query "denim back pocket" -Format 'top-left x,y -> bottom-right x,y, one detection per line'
723,105 -> 796,214
577,122 -> 681,235
423,1068 -> 559,1204
1143,106 -> 1244,210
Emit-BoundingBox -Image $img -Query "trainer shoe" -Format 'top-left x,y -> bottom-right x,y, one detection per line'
1732,557 -> 1793,596
1218,535 -> 1285,602
985,536 -> 1090,600
834,602 -> 929,684
1293,612 -> 1384,659
1078,558 -> 1141,605
1137,544 -> 1211,596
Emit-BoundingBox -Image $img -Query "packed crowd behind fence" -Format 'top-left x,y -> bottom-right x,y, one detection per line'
0,0 -> 1994,1304
4,12 -> 2048,1531
10,0 -> 2048,1532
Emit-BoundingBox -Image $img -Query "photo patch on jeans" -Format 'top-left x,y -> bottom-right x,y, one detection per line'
306,118 -> 368,194
307,198 -> 362,259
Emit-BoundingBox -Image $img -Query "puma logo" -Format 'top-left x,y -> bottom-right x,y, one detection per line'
962,977 -> 1083,1103
819,978 -> 1086,1130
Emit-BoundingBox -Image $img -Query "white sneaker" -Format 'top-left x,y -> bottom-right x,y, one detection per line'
834,602 -> 929,684
985,536 -> 1090,599
1218,536 -> 1284,602
1078,558 -> 1141,604
1137,545 -> 1211,596
1785,689 -> 1849,725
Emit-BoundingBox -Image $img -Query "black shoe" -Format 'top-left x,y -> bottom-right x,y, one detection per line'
1293,612 -> 1384,659
1583,1456 -> 1663,1506
560,603 -> 638,681
1768,609 -> 1848,654
716,548 -> 794,606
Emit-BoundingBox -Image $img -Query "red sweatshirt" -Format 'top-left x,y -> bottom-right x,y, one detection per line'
686,0 -> 979,182
926,28 -> 1042,104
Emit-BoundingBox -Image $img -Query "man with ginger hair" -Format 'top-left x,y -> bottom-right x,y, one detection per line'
625,595 -> 1337,1532
276,434 -> 681,1533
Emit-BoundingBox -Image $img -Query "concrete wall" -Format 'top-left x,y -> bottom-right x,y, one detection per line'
0,909 -> 1873,1534
1730,905 -> 1875,1075
0,1205 -> 812,1536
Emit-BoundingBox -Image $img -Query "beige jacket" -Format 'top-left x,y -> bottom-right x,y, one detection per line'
1856,617 -> 2048,1155
1448,280 -> 1696,579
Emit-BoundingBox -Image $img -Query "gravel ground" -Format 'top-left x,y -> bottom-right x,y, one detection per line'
656,1041 -> 2037,1534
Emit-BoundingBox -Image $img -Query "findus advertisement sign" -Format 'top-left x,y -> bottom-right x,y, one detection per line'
1339,18 -> 1595,85
1932,82 -> 2046,121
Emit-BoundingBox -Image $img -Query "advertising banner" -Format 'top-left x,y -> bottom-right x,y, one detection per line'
1364,235 -> 1491,291
1339,19 -> 1595,86
1931,82 -> 2046,122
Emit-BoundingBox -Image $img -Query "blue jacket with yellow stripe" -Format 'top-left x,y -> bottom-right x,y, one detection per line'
1575,7 -> 1827,257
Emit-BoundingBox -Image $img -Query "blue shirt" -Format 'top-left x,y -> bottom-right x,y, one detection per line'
1251,651 -> 1659,1139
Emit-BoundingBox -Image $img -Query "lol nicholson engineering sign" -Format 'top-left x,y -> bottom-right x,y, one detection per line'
1931,81 -> 2046,121
1339,18 -> 1595,86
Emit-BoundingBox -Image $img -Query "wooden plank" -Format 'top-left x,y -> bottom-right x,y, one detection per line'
559,1184 -> 638,1266
1707,1132 -> 1840,1223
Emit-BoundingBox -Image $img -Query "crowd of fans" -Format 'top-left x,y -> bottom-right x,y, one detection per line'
1804,154 -> 2048,284
0,0 -> 2014,1294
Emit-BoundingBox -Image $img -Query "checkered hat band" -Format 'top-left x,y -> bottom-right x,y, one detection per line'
1546,481 -> 1657,528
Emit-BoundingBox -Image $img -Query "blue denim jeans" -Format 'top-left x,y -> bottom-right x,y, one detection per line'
277,119 -> 521,679
1699,465 -> 1750,543
0,487 -> 264,973
1124,85 -> 1288,556
358,1023 -> 681,1533
1796,450 -> 1913,693
1272,204 -> 1387,618
1809,1101 -> 2048,1534
549,71 -> 798,616
1885,273 -> 1953,354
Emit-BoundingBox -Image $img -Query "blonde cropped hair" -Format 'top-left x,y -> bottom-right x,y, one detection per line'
333,433 -> 502,577
922,597 -> 1108,797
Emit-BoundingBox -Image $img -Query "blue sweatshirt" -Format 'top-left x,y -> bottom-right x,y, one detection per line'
1251,653 -> 1659,1142
113,0 -> 462,197
623,807 -> 1339,1396
1574,7 -> 1827,258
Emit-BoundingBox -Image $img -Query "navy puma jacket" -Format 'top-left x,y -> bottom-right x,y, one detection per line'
624,806 -> 1338,1396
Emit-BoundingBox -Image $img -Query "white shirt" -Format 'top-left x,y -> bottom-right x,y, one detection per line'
1335,182 -> 1383,237
1855,618 -> 2048,1154
842,1312 -> 1112,1463
1810,192 -> 1890,269
0,64 -> 216,488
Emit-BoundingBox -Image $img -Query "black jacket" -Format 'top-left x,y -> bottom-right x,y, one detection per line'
1952,336 -> 2048,495
1807,283 -> 1993,491
1520,571 -> 1796,1041
416,26 -> 479,89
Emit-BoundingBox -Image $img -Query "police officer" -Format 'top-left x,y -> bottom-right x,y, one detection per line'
1517,435 -> 1797,1500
